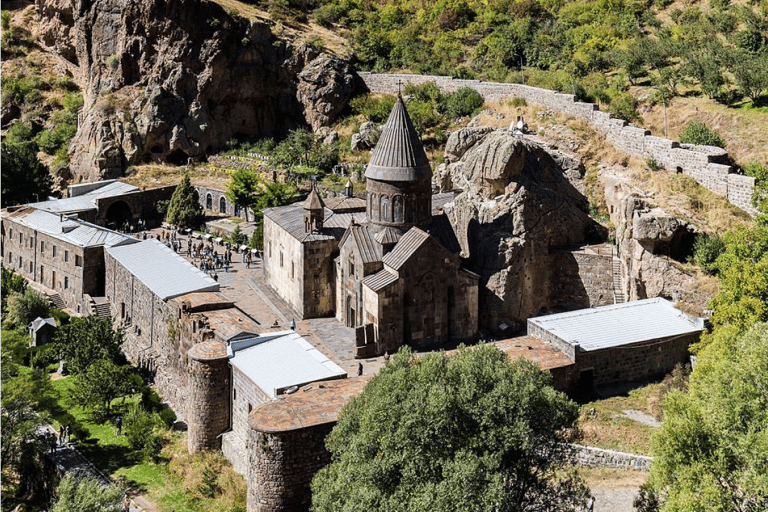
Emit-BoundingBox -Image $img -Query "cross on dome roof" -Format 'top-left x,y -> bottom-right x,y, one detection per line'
365,94 -> 432,182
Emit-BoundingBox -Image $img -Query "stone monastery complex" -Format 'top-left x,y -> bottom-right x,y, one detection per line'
2,95 -> 707,512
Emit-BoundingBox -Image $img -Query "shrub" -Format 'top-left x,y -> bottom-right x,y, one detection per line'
443,86 -> 484,119
349,94 -> 396,123
36,122 -> 77,155
123,404 -> 163,461
646,158 -> 662,171
607,91 -> 641,124
679,120 -> 726,148
693,232 -> 725,274
159,408 -> 177,428
1,10 -> 10,30
5,121 -> 35,145
510,97 -> 528,108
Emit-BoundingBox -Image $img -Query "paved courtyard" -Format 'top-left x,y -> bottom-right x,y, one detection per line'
155,229 -> 388,378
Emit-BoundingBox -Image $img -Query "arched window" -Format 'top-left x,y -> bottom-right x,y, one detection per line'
219,197 -> 226,214
393,195 -> 403,223
234,205 -> 240,217
206,193 -> 213,210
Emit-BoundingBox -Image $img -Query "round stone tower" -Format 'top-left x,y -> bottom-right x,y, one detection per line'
187,340 -> 230,453
365,93 -> 433,234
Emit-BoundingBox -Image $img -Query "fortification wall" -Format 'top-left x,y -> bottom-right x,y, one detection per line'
358,72 -> 759,215
187,342 -> 230,453
246,425 -> 333,512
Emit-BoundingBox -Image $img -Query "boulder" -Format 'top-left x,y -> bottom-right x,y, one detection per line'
442,129 -> 599,328
350,121 -> 378,151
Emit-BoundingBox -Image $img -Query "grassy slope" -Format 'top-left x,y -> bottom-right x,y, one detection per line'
47,375 -> 246,512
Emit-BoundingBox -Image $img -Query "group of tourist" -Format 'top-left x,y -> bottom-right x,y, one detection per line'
48,424 -> 72,453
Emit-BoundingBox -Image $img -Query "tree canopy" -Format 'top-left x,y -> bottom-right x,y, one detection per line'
49,473 -> 125,512
311,345 -> 589,512
166,174 -> 204,228
54,315 -> 126,375
1,142 -> 53,207
227,169 -> 261,222
643,322 -> 768,512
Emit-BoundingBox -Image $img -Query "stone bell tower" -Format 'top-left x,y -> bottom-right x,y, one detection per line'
365,93 -> 432,234
303,187 -> 325,233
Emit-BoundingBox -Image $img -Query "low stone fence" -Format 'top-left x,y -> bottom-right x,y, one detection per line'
358,72 -> 759,215
565,444 -> 653,470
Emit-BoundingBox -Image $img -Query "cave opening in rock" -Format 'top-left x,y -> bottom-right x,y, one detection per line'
166,150 -> 188,166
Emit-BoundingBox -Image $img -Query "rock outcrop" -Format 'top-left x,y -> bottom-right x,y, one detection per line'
440,128 -> 602,329
601,168 -> 705,309
35,0 -> 356,181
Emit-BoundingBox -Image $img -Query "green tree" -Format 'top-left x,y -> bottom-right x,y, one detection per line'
643,323 -> 768,512
123,404 -> 164,461
1,344 -> 59,505
311,345 -> 589,512
442,86 -> 484,119
166,174 -> 204,228
678,120 -> 726,148
69,359 -> 136,417
54,315 -> 126,375
1,142 -> 53,207
743,161 -> 768,215
49,473 -> 125,512
4,287 -> 50,331
226,169 -> 260,222
1,266 -> 27,315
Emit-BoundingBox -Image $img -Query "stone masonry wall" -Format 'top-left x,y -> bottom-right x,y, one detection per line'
187,347 -> 230,453
576,332 -> 698,386
549,250 -> 614,310
105,251 -> 186,412
527,321 -> 577,361
358,73 -> 759,215
223,367 -> 273,475
2,217 -> 90,313
247,424 -> 333,512
565,444 -> 653,470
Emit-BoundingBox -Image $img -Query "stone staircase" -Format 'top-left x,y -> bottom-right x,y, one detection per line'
47,292 -> 67,310
612,257 -> 625,304
90,297 -> 112,320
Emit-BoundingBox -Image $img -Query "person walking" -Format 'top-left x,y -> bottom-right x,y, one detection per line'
65,424 -> 71,443
358,362 -> 363,376
116,416 -> 123,436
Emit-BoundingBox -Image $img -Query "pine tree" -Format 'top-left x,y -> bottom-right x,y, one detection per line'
166,174 -> 203,229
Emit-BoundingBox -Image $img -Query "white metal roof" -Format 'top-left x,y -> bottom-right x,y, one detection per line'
7,208 -> 136,248
106,239 -> 219,300
528,298 -> 704,352
228,330 -> 347,399
31,181 -> 138,214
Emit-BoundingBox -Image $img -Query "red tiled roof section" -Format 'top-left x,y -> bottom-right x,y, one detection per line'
188,340 -> 228,361
249,377 -> 372,433
169,291 -> 234,312
494,336 -> 573,370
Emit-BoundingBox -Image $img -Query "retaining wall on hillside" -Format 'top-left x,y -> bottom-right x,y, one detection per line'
358,72 -> 758,215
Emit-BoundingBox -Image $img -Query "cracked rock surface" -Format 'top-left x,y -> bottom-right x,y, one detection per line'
439,128 -> 601,329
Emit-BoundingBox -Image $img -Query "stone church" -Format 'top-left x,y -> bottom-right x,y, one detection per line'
263,94 -> 479,356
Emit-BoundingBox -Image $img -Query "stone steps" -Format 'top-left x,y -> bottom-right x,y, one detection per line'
612,258 -> 625,304
47,292 -> 67,310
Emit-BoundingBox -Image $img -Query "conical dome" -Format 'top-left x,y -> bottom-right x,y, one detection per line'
303,187 -> 325,211
365,95 -> 432,182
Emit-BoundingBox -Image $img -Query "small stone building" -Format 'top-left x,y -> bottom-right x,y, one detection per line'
30,180 -> 175,229
28,317 -> 57,346
222,330 -> 346,474
1,206 -> 138,314
263,95 -> 479,355
527,297 -> 705,390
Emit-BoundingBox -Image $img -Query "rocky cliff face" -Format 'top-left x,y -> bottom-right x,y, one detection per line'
35,0 -> 355,181
601,168 -> 706,310
439,128 -> 602,329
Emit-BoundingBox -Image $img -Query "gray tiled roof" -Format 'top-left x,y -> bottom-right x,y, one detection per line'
348,225 -> 380,264
382,227 -> 430,270
528,297 -> 705,352
106,239 -> 219,301
303,188 -> 325,210
363,269 -> 399,292
228,330 -> 347,399
4,207 -> 137,248
431,192 -> 455,213
365,95 -> 432,182
30,181 -> 138,214
263,203 -> 361,242
374,226 -> 401,245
